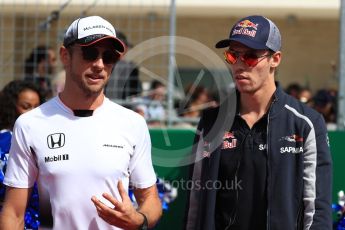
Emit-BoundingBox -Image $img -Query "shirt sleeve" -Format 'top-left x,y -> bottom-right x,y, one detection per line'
309,115 -> 332,229
3,117 -> 38,188
128,115 -> 156,189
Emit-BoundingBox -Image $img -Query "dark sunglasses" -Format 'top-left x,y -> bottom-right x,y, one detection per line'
224,50 -> 272,67
81,46 -> 120,65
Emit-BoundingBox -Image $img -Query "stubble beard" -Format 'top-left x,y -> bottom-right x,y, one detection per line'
71,71 -> 107,98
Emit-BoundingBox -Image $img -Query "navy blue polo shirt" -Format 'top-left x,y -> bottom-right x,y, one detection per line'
215,113 -> 268,230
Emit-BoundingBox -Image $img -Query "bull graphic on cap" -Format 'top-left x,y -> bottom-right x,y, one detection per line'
236,19 -> 259,30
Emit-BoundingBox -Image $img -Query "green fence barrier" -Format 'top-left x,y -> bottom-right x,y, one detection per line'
329,131 -> 345,206
150,129 -> 345,229
150,128 -> 195,230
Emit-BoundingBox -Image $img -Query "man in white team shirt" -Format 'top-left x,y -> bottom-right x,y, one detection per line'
0,16 -> 162,230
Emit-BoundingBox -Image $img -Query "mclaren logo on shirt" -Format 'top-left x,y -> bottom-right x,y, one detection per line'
103,144 -> 124,148
47,133 -> 65,149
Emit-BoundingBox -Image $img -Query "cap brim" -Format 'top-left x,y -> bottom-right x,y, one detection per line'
215,37 -> 268,50
79,36 -> 127,54
215,39 -> 231,49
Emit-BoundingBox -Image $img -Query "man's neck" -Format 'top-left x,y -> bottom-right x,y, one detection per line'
239,83 -> 276,128
59,86 -> 105,111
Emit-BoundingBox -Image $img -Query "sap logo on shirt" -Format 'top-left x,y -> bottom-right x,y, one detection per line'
280,146 -> 303,154
47,133 -> 65,149
202,141 -> 211,158
259,144 -> 267,151
279,133 -> 304,154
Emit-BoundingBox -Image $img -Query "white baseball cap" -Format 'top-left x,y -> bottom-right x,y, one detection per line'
63,15 -> 126,53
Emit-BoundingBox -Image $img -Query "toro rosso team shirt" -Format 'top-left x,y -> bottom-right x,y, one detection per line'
215,113 -> 268,230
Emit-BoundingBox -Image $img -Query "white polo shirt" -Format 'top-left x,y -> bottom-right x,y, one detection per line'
4,96 -> 156,230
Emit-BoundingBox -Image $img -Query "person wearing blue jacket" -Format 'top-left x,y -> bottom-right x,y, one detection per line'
185,15 -> 332,230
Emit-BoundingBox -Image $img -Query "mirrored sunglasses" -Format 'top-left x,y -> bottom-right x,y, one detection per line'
224,50 -> 272,67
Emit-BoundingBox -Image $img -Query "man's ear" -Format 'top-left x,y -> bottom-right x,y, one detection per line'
59,46 -> 70,66
271,51 -> 282,68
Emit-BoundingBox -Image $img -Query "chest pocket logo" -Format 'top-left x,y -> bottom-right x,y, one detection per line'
222,131 -> 237,150
279,134 -> 304,154
47,133 -> 65,149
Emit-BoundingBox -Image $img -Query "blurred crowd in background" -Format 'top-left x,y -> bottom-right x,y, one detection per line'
0,41 -> 340,131
285,83 -> 338,130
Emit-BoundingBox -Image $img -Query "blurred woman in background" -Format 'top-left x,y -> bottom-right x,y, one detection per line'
0,80 -> 42,229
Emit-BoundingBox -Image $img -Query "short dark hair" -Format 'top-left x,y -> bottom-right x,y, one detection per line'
184,84 -> 208,102
24,45 -> 52,75
150,80 -> 164,90
0,80 -> 42,130
313,90 -> 333,107
285,83 -> 301,95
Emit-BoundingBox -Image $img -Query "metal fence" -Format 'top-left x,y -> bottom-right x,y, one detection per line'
0,1 -> 172,79
0,0 -> 192,125
0,0 -> 237,129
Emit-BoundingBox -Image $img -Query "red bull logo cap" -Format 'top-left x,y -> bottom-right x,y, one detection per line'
63,15 -> 126,53
215,15 -> 281,52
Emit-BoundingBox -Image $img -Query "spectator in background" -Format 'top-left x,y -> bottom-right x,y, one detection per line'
286,84 -> 312,106
312,89 -> 337,130
298,87 -> 312,105
179,84 -> 217,118
0,80 -> 42,138
24,45 -> 57,101
285,82 -> 301,99
133,104 -> 147,118
0,80 -> 42,229
51,70 -> 66,97
174,85 -> 217,128
105,31 -> 142,100
133,80 -> 166,126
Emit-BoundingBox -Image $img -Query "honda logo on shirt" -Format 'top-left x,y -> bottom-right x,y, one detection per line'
47,133 -> 65,149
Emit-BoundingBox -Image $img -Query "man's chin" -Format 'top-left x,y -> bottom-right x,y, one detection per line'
81,85 -> 104,98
